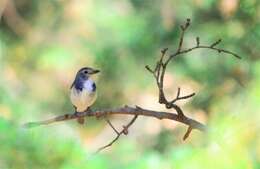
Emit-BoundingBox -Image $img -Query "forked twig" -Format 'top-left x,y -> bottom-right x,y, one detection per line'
145,18 -> 241,140
25,18 -> 240,152
96,115 -> 138,153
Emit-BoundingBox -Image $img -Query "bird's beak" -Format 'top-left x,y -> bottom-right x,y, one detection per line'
90,69 -> 100,74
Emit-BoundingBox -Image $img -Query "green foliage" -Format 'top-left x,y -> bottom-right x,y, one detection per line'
0,0 -> 259,168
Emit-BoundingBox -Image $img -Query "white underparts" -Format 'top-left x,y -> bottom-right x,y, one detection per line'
70,85 -> 97,112
83,79 -> 95,92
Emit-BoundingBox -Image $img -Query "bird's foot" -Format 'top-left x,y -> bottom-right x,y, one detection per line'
74,111 -> 85,125
86,107 -> 92,113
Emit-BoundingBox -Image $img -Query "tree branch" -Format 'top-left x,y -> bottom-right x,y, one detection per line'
105,117 -> 120,135
183,126 -> 193,140
96,115 -> 138,153
145,18 -> 241,142
24,105 -> 206,131
24,18 -> 240,152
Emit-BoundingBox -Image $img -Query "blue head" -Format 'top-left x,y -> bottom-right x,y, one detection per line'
72,67 -> 100,91
76,67 -> 100,79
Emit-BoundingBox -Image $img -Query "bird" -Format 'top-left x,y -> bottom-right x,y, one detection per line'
70,67 -> 100,124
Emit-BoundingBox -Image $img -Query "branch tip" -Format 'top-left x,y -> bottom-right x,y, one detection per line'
145,65 -> 154,73
210,39 -> 222,47
196,37 -> 200,46
161,48 -> 168,54
186,18 -> 191,27
183,126 -> 193,141
25,19 -> 241,153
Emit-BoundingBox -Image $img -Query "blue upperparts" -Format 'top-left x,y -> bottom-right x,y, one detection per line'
72,74 -> 96,92
92,83 -> 96,91
74,76 -> 85,91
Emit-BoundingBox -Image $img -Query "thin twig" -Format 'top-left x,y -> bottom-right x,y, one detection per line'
170,89 -> 196,104
177,18 -> 191,52
183,126 -> 193,140
196,37 -> 200,46
25,19 -> 240,152
105,117 -> 119,135
171,45 -> 241,59
96,115 -> 138,153
145,18 -> 240,138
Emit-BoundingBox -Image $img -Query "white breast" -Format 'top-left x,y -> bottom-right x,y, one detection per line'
70,85 -> 97,112
83,79 -> 94,92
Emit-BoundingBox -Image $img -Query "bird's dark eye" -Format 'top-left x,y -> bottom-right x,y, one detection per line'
84,70 -> 88,74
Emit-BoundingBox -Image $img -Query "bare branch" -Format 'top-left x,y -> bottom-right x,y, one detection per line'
145,18 -> 240,138
210,39 -> 222,48
105,117 -> 119,135
24,106 -> 206,131
25,18 -> 241,152
145,65 -> 154,73
177,18 -> 191,52
172,44 -> 241,59
196,37 -> 200,46
170,88 -> 196,104
183,126 -> 193,140
96,115 -> 138,153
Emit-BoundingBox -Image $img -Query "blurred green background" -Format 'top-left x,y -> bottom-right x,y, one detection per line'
0,0 -> 259,168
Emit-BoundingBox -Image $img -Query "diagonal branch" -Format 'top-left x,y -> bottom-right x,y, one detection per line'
170,87 -> 196,104
105,117 -> 119,135
183,126 -> 193,140
96,115 -> 138,153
